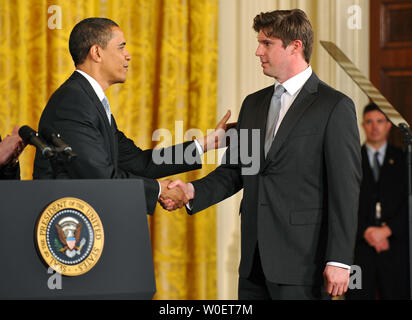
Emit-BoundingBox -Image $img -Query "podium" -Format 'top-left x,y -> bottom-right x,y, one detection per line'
0,179 -> 156,299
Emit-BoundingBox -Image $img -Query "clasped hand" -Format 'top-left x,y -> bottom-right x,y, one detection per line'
0,126 -> 26,166
158,179 -> 193,211
364,226 -> 392,253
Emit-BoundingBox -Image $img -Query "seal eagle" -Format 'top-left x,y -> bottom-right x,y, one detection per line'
56,217 -> 82,252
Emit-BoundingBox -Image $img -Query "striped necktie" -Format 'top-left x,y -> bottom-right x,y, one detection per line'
101,96 -> 112,125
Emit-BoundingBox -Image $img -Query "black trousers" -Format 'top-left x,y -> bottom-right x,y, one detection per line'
238,246 -> 329,300
345,243 -> 410,300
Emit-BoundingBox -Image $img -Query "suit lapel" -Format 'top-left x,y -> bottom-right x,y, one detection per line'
361,145 -> 374,182
71,72 -> 111,127
261,73 -> 319,171
362,144 -> 394,184
379,144 -> 394,182
257,87 -> 275,169
110,115 -> 119,167
70,72 -> 116,162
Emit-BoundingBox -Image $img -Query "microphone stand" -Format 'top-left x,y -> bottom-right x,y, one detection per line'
399,123 -> 412,299
48,146 -> 77,179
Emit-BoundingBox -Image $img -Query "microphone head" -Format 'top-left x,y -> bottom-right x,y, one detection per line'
18,125 -> 36,143
39,126 -> 56,143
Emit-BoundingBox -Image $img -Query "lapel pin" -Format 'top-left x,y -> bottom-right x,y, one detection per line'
389,159 -> 394,165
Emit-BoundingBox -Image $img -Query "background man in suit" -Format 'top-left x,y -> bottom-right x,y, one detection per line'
346,103 -> 410,300
33,17 -> 230,214
0,126 -> 25,179
163,9 -> 362,299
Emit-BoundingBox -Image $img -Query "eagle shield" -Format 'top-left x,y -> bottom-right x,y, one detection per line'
56,217 -> 82,253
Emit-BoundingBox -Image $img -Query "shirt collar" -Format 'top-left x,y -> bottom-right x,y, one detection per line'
275,66 -> 312,96
75,69 -> 106,101
365,142 -> 388,156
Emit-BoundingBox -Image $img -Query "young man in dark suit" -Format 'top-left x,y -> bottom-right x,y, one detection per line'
164,9 -> 362,299
33,18 -> 229,214
346,103 -> 409,300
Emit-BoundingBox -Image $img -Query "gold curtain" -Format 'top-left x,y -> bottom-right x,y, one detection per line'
0,0 -> 218,299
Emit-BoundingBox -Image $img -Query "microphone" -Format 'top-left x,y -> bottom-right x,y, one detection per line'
18,126 -> 55,159
40,127 -> 77,162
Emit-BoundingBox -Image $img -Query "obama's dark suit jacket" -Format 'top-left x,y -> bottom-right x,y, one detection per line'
33,71 -> 201,214
189,72 -> 362,286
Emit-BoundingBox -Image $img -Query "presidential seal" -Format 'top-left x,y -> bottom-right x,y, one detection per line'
35,197 -> 104,276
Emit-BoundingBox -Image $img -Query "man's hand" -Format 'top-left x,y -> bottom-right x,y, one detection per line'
158,179 -> 195,211
364,226 -> 392,247
197,110 -> 236,152
0,126 -> 25,166
158,179 -> 189,211
374,238 -> 390,253
168,179 -> 194,200
323,265 -> 350,297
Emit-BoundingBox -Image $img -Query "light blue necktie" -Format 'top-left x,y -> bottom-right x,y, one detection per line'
101,96 -> 112,125
265,84 -> 285,157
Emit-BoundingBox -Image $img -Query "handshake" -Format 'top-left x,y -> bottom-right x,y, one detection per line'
158,179 -> 194,211
155,110 -> 236,212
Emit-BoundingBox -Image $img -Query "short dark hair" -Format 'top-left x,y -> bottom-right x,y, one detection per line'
69,17 -> 119,66
363,102 -> 389,120
253,9 -> 314,63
